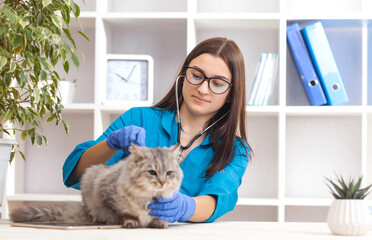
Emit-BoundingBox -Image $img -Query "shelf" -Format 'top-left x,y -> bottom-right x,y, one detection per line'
107,0 -> 187,13
284,198 -> 332,206
63,104 -> 96,113
102,12 -> 188,20
197,0 -> 280,13
4,0 -> 372,223
285,106 -> 365,116
194,13 -> 281,21
245,106 -> 280,115
286,0 -> 363,14
237,198 -> 279,206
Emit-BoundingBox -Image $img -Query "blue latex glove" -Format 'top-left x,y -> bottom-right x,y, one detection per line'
106,125 -> 146,153
148,191 -> 196,223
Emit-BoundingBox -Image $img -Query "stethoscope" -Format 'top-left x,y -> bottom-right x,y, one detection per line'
174,75 -> 230,161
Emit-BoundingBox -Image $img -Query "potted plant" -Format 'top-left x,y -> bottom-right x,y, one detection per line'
0,0 -> 88,214
325,174 -> 372,236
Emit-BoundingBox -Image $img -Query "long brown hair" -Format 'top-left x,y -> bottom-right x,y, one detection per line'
153,37 -> 251,177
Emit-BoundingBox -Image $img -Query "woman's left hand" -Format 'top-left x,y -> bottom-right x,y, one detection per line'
148,191 -> 196,223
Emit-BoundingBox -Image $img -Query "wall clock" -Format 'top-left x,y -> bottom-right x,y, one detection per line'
103,54 -> 154,106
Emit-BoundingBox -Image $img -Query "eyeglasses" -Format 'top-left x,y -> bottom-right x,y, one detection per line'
184,66 -> 232,95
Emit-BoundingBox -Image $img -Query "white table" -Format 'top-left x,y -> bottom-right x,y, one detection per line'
1,220 -> 371,240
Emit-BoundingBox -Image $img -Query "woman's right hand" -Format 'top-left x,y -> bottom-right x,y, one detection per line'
106,125 -> 146,153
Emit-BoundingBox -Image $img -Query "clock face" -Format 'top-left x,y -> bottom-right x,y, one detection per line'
106,59 -> 149,101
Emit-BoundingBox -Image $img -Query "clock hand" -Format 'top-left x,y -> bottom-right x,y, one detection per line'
126,65 -> 136,81
116,73 -> 128,82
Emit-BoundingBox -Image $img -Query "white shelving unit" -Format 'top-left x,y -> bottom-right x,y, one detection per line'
3,0 -> 372,222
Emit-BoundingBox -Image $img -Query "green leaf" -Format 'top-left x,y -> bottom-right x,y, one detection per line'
52,34 -> 61,44
30,132 -> 35,144
42,0 -> 51,8
78,31 -> 90,41
52,14 -> 63,29
41,27 -> 52,39
53,71 -> 61,81
20,72 -> 27,88
12,35 -> 23,49
33,88 -> 40,103
61,49 -> 67,62
4,72 -> 11,87
19,151 -> 26,161
4,8 -> 18,24
62,9 -> 70,25
38,56 -> 49,70
71,54 -> 80,68
19,17 -> 30,28
9,151 -> 15,164
9,60 -> 16,72
25,51 -> 33,65
0,55 -> 7,70
46,113 -> 56,123
0,26 -> 7,36
71,1 -> 80,18
63,120 -> 70,134
40,70 -> 47,80
43,136 -> 48,146
3,108 -> 13,122
40,106 -> 46,118
36,135 -> 43,146
21,131 -> 28,142
63,60 -> 69,73
62,28 -> 76,49
37,13 -> 44,25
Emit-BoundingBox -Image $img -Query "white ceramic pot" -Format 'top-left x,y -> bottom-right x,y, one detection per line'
38,80 -> 76,104
59,80 -> 76,104
327,199 -> 372,236
0,138 -> 17,214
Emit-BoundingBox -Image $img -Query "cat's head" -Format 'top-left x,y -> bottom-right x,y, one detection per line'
126,143 -> 183,198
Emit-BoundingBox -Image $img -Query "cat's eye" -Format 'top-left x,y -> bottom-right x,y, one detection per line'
166,171 -> 173,176
148,170 -> 157,176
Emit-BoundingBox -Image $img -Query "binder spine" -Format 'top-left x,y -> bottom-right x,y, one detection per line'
286,23 -> 327,106
301,22 -> 349,106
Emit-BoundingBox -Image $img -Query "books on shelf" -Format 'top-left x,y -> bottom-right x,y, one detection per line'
248,53 -> 279,106
287,21 -> 349,106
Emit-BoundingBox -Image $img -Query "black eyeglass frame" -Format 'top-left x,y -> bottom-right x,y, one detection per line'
184,66 -> 233,95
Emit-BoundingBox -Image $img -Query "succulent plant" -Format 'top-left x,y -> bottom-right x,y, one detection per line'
325,174 -> 372,199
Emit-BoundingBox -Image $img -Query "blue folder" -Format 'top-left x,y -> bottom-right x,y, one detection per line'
287,23 -> 327,106
301,22 -> 349,106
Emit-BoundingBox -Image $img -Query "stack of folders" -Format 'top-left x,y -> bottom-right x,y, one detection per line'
247,53 -> 279,106
287,21 -> 349,106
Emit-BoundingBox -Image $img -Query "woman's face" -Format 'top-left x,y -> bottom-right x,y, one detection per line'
182,53 -> 232,119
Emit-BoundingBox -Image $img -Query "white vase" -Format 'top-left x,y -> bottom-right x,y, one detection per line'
327,199 -> 372,236
59,80 -> 76,104
0,138 -> 17,215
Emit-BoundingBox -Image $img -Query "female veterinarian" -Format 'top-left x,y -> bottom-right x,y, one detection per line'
63,37 -> 251,223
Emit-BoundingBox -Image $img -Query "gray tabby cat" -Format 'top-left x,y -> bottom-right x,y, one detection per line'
10,144 -> 182,229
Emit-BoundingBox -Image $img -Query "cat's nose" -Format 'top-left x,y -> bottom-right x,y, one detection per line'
159,179 -> 166,186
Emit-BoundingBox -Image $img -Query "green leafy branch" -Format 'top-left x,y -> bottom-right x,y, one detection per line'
0,0 -> 89,163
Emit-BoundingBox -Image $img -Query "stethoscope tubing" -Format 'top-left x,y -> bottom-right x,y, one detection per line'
175,75 -> 230,153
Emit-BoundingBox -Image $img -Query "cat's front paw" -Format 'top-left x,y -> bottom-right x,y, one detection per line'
148,219 -> 168,229
123,218 -> 140,228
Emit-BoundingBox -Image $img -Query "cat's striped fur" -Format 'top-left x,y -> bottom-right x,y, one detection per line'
10,144 -> 182,228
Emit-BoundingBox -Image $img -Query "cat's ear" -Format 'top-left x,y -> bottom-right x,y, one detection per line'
129,143 -> 146,160
170,143 -> 182,163
169,143 -> 180,153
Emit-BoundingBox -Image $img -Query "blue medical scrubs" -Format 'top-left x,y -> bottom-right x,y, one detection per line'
62,107 -> 250,222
